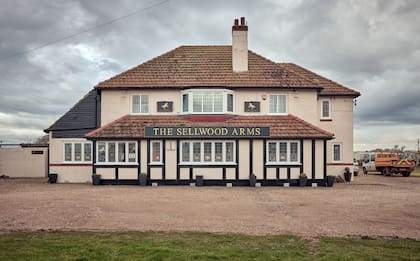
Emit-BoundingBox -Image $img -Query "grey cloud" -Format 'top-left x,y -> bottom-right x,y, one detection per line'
0,0 -> 419,149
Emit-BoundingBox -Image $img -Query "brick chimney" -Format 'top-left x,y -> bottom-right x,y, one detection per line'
232,17 -> 248,73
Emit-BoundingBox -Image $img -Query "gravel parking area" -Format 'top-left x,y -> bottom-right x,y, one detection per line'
1,174 -> 420,239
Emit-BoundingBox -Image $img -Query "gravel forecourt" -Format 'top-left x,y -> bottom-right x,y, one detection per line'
1,174 -> 419,239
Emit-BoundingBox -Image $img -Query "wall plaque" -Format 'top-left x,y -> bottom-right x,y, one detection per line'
157,101 -> 173,112
244,101 -> 260,112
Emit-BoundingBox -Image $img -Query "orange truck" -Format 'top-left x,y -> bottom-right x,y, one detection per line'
371,152 -> 416,176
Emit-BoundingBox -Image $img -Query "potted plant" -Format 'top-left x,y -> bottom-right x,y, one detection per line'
92,173 -> 101,185
249,173 -> 257,187
326,175 -> 335,187
196,175 -> 204,186
139,172 -> 148,186
344,167 -> 352,182
299,172 -> 307,187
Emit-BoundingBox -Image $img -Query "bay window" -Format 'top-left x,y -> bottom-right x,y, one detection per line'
266,140 -> 300,164
96,141 -> 137,164
181,89 -> 234,114
180,140 -> 236,164
63,142 -> 92,163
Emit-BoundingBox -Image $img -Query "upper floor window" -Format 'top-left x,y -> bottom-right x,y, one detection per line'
321,99 -> 331,119
181,89 -> 234,114
266,140 -> 300,164
64,142 -> 92,163
132,95 -> 149,114
269,95 -> 287,114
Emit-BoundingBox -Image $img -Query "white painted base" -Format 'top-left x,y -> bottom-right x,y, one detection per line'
189,183 -> 195,187
152,182 -> 158,187
255,183 -> 261,187
312,183 -> 318,187
226,183 -> 233,187
283,183 -> 290,187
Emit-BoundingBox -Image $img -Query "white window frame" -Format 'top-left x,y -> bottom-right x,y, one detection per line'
320,99 -> 331,119
63,142 -> 92,163
150,140 -> 163,165
265,140 -> 301,165
268,94 -> 288,115
332,143 -> 342,163
95,141 -> 138,165
179,140 -> 236,165
131,94 -> 150,114
180,89 -> 234,114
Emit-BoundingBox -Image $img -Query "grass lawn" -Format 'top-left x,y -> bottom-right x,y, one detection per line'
0,232 -> 419,261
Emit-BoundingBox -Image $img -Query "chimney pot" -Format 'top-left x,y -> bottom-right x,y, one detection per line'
240,17 -> 245,25
234,19 -> 239,26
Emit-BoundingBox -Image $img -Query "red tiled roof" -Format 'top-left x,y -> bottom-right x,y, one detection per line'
96,46 -> 319,89
281,63 -> 360,96
85,115 -> 334,139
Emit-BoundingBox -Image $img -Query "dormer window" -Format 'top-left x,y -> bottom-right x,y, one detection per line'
181,89 -> 234,114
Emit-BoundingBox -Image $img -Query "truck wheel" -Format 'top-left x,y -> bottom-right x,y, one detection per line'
382,168 -> 391,176
363,167 -> 368,175
402,171 -> 411,177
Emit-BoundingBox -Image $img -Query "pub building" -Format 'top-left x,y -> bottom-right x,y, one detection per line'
45,17 -> 360,186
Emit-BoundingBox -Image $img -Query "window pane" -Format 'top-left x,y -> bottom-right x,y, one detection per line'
64,144 -> 72,161
74,143 -> 82,161
98,142 -> 106,162
152,142 -> 161,162
193,142 -> 201,162
204,142 -> 212,162
108,142 -> 116,162
227,94 -> 233,112
269,95 -> 277,113
84,143 -> 91,161
128,142 -> 136,163
141,95 -> 149,113
226,142 -> 234,162
333,144 -> 341,161
215,142 -> 223,162
132,95 -> 140,113
118,142 -> 126,162
182,94 -> 189,112
290,142 -> 298,162
213,93 -> 223,112
193,93 -> 203,112
322,101 -> 330,118
203,93 -> 213,112
182,142 -> 190,162
278,95 -> 286,113
268,142 -> 276,162
279,142 -> 287,162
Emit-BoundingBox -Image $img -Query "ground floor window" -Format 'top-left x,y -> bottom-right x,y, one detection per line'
266,140 -> 300,164
150,140 -> 163,164
63,142 -> 92,163
332,143 -> 342,162
97,141 -> 137,164
180,140 -> 236,164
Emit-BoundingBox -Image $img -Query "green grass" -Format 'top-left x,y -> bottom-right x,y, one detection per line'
0,232 -> 419,261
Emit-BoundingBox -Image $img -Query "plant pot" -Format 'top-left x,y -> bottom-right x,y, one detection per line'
326,175 -> 335,187
299,176 -> 307,187
139,174 -> 147,186
48,173 -> 58,184
354,171 -> 358,177
92,174 -> 101,185
196,175 -> 203,186
249,174 -> 256,187
344,172 -> 352,182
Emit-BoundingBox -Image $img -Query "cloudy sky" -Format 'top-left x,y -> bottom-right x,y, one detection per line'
0,0 -> 419,151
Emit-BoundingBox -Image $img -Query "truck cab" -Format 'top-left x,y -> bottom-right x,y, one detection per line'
362,153 -> 376,174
